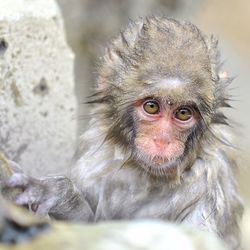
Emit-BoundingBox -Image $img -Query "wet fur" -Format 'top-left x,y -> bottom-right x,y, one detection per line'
7,17 -> 243,250
72,17 -> 243,249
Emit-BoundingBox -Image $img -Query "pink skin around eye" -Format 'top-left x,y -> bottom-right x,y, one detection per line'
134,100 -> 197,163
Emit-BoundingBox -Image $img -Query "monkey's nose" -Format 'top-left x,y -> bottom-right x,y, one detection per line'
153,138 -> 170,150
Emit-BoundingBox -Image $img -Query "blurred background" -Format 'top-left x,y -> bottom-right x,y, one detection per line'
56,0 -> 250,248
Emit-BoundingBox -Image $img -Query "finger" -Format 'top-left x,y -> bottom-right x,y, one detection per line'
15,191 -> 37,205
31,203 -> 39,212
8,160 -> 24,173
7,173 -> 30,187
36,200 -> 55,216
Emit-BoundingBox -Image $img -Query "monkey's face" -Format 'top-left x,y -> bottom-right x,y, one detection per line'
135,100 -> 196,157
97,17 -> 228,177
133,93 -> 200,176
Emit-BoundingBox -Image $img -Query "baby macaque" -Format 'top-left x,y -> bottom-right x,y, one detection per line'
6,17 -> 243,249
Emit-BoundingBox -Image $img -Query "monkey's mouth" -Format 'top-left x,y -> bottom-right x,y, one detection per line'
153,157 -> 179,168
136,153 -> 181,177
152,156 -> 174,165
144,160 -> 179,177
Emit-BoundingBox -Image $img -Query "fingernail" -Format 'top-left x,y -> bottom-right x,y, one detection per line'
16,196 -> 28,205
7,177 -> 16,186
31,203 -> 39,212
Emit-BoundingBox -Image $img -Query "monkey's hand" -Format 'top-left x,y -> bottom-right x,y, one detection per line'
6,163 -> 94,221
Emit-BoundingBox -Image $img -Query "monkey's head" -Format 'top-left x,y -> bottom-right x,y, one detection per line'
92,17 -> 231,178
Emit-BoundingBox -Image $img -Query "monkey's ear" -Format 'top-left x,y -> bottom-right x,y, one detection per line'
206,36 -> 234,109
205,35 -> 221,80
121,19 -> 145,48
99,19 -> 145,90
103,46 -> 123,66
103,19 -> 145,66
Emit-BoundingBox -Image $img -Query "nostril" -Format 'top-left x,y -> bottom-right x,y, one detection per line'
154,138 -> 170,149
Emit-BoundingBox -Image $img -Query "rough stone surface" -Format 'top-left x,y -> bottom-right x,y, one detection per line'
0,158 -> 226,250
0,196 -> 226,250
0,0 -> 77,176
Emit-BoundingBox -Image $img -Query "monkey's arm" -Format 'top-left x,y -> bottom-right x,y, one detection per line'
6,170 -> 94,221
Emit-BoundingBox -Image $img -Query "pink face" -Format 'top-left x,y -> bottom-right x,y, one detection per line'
134,98 -> 199,166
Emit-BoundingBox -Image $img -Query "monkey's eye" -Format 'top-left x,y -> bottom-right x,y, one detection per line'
143,100 -> 160,115
174,107 -> 193,121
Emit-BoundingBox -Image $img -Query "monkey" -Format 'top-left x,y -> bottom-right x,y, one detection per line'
5,17 -> 243,250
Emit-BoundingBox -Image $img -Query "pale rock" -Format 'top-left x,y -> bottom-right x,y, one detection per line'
0,0 -> 77,176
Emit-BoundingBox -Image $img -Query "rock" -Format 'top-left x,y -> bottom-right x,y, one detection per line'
241,206 -> 250,249
0,0 -> 77,176
0,196 -> 226,250
0,154 -> 22,201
